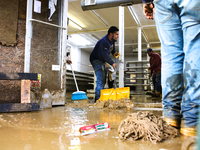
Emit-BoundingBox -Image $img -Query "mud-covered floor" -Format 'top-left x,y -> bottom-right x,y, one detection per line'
0,94 -> 186,150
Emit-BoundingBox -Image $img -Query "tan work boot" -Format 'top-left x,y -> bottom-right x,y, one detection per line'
164,118 -> 181,128
180,127 -> 196,137
146,90 -> 154,96
180,121 -> 197,137
148,90 -> 155,94
151,90 -> 160,97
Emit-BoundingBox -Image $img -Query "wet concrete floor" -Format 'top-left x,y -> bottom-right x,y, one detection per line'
0,95 -> 185,150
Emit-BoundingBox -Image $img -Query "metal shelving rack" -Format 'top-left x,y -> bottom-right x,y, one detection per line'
125,60 -> 151,92
66,69 -> 93,92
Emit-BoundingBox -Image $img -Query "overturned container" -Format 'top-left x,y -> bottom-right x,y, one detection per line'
40,89 -> 52,109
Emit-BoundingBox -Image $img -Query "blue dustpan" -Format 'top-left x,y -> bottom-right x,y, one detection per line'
70,64 -> 88,100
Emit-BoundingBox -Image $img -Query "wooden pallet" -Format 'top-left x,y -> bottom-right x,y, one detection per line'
0,103 -> 39,113
0,73 -> 39,112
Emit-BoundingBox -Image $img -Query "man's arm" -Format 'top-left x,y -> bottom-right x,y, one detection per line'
100,42 -> 115,66
111,43 -> 120,58
66,53 -> 72,64
150,68 -> 153,77
149,59 -> 157,70
111,43 -> 115,55
148,62 -> 154,77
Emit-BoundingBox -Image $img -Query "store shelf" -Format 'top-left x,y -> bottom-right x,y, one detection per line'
66,69 -> 93,91
126,78 -> 149,80
126,66 -> 148,69
126,60 -> 149,64
125,84 -> 150,86
126,72 -> 149,74
125,61 -> 152,92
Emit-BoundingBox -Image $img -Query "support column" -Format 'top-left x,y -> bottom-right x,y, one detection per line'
24,0 -> 33,73
138,27 -> 142,61
119,6 -> 124,88
147,43 -> 150,61
61,0 -> 69,89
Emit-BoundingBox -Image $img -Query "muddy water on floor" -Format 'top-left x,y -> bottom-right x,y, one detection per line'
0,95 -> 183,150
132,95 -> 163,109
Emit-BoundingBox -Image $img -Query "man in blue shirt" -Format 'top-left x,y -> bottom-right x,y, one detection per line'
143,0 -> 200,137
90,26 -> 119,102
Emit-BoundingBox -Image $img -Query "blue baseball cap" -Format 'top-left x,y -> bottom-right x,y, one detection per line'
146,48 -> 153,53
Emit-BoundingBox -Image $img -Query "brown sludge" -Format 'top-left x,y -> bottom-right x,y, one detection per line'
93,98 -> 134,110
118,111 -> 179,144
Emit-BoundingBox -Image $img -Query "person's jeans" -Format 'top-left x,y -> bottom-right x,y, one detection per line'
91,60 -> 106,101
152,72 -> 161,92
154,0 -> 200,127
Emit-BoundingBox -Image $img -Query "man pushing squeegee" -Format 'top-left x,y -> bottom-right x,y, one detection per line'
90,26 -> 129,102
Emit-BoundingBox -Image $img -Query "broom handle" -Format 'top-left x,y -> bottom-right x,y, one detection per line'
70,64 -> 79,91
114,57 -> 117,89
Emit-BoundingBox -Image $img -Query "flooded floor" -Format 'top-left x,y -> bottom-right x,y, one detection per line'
0,95 -> 185,150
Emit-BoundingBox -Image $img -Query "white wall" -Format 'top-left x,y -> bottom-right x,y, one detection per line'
79,50 -> 93,73
66,45 -> 92,73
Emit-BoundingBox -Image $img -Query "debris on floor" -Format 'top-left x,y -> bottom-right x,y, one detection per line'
92,98 -> 134,110
118,111 -> 178,144
181,136 -> 197,150
79,122 -> 110,135
67,98 -> 134,110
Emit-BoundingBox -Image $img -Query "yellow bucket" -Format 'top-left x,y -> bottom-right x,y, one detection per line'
98,87 -> 130,101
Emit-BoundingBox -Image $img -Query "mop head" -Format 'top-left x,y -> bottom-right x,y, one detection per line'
71,91 -> 88,100
118,111 -> 178,144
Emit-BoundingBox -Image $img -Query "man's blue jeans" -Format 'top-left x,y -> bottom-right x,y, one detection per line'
152,72 -> 161,92
154,0 -> 200,127
91,60 -> 114,101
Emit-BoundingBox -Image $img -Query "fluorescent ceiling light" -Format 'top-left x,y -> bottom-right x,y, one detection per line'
127,6 -> 141,26
91,10 -> 109,26
141,31 -> 148,43
68,34 -> 92,46
91,34 -> 100,41
69,18 -> 82,30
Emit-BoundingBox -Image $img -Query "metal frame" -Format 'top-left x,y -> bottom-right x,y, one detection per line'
61,0 -> 69,89
24,0 -> 68,89
30,19 -> 67,29
138,27 -> 142,61
24,0 -> 33,73
119,6 -> 124,88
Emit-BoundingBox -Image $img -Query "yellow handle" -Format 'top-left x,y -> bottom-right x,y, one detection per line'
114,53 -> 120,58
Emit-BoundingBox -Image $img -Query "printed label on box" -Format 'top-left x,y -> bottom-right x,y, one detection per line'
31,74 -> 41,88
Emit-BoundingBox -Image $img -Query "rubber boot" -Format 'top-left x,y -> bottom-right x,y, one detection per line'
180,128 -> 196,137
164,118 -> 181,128
180,121 -> 197,137
151,90 -> 160,97
146,90 -> 155,95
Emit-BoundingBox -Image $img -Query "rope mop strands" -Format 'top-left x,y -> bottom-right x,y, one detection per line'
118,112 -> 178,144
